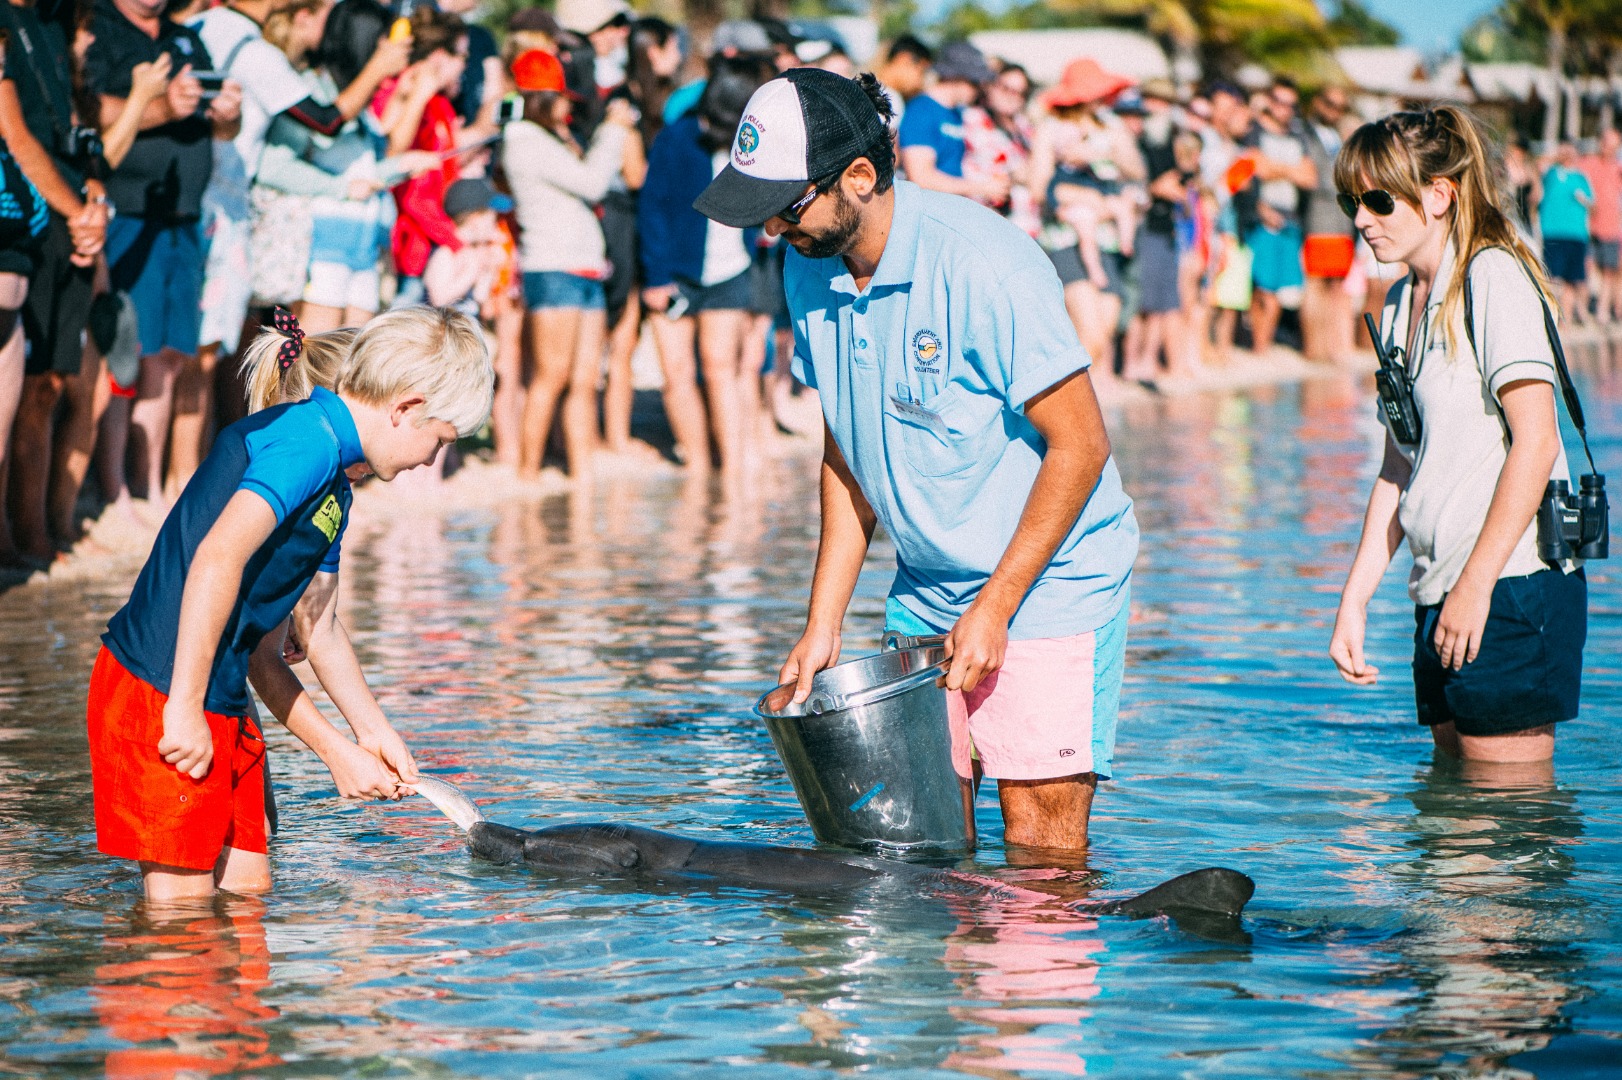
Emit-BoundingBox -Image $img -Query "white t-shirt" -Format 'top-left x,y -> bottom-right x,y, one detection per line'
1378,244 -> 1576,605
700,150 -> 751,286
1256,124 -> 1304,216
192,6 -> 310,179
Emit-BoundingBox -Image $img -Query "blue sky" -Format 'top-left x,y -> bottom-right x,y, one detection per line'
1355,0 -> 1498,51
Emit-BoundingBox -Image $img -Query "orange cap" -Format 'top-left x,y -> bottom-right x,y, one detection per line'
512,49 -> 567,94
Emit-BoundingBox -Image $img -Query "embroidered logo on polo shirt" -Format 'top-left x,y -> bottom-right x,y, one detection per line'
312,494 -> 342,542
912,330 -> 942,374
735,119 -> 761,167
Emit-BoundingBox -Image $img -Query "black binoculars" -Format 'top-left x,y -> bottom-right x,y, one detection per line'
1538,474 -> 1610,562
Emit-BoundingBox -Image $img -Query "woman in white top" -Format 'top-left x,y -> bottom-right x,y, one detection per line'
1329,106 -> 1589,766
501,49 -> 633,482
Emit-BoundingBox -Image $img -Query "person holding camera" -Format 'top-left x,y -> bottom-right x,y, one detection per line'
82,0 -> 240,520
1328,106 -> 1593,766
0,0 -> 113,564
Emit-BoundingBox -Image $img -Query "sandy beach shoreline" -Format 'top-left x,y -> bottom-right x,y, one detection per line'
8,326 -> 1617,594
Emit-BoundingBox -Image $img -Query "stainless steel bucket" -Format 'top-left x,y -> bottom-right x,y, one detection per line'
753,642 -> 975,854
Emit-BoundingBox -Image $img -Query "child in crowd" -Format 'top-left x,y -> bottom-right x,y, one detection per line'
87,306 -> 494,904
424,178 -> 513,319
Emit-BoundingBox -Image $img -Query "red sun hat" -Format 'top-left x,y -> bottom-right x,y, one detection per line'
512,49 -> 568,94
1042,58 -> 1135,109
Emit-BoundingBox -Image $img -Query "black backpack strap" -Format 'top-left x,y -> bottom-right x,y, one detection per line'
1461,249 -> 1597,474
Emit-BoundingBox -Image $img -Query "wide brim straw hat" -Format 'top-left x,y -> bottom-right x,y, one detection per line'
1042,57 -> 1135,109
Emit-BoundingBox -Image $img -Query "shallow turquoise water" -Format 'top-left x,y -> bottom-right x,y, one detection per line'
1,364 -> 1618,1078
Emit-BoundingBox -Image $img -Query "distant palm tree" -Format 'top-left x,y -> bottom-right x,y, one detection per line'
1047,0 -> 1330,80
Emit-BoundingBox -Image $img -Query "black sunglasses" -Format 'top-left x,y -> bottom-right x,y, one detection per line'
776,171 -> 844,225
1338,189 -> 1397,219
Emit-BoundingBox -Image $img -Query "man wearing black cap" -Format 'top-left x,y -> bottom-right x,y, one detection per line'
695,69 -> 1139,853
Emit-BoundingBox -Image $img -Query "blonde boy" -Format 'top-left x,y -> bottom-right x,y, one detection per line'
88,307 -> 493,903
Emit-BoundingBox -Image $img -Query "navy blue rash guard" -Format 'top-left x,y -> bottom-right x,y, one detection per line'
103,387 -> 365,716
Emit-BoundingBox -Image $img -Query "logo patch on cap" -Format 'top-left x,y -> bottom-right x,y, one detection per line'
734,118 -> 763,168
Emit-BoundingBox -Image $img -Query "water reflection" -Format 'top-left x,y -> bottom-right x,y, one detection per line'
93,900 -> 279,1076
0,367 -> 1615,1076
1349,758 -> 1588,1076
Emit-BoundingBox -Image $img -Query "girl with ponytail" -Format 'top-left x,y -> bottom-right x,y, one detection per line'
1328,105 -> 1587,766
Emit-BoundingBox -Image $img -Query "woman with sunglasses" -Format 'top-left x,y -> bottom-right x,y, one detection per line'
1328,106 -> 1587,766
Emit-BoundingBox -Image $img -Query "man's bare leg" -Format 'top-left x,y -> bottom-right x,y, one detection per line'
999,772 -> 1098,852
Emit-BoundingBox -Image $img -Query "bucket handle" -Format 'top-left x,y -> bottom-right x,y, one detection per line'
881,632 -> 948,652
805,658 -> 950,715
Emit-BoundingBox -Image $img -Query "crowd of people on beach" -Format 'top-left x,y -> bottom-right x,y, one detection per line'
0,0 -> 1614,577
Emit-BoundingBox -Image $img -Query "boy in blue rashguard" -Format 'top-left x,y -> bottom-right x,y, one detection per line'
88,307 -> 494,904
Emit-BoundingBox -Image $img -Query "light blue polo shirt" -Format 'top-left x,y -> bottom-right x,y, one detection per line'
787,181 -> 1138,639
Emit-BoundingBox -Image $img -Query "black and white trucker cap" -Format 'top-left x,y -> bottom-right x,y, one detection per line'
693,68 -> 887,229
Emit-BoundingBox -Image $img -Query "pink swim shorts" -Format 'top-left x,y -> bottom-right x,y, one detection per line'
924,602 -> 1129,782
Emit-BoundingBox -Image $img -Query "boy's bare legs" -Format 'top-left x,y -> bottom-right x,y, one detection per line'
215,846 -> 271,893
647,311 -> 708,468
1431,721 -> 1555,764
140,846 -> 270,903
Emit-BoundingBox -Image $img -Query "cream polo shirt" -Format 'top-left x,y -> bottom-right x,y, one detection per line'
1378,244 -> 1575,606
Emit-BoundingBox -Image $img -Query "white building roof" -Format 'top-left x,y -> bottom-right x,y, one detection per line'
967,28 -> 1171,86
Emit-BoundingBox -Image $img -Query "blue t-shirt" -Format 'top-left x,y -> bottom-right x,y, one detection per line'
1540,165 -> 1593,241
897,94 -> 966,178
787,182 -> 1139,639
103,387 -> 365,715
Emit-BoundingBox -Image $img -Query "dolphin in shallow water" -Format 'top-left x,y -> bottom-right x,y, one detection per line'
412,777 -> 1255,925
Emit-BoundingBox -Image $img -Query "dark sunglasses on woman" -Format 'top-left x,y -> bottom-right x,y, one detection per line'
1338,189 -> 1397,219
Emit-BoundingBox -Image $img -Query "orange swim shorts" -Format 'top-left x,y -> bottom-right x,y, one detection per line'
87,647 -> 267,870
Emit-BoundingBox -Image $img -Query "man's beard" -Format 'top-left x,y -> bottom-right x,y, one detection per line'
795,186 -> 862,260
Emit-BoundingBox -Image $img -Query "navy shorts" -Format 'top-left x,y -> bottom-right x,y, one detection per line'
522,270 -> 605,311
1542,237 -> 1588,284
1413,569 -> 1586,737
674,269 -> 751,315
105,215 -> 204,357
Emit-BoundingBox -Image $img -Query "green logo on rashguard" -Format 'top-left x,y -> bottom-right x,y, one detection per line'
312,495 -> 342,542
